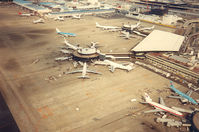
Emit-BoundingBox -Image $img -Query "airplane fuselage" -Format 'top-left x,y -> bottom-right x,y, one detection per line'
104,60 -> 132,71
58,32 -> 76,37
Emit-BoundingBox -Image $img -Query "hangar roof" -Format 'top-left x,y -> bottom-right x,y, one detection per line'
132,30 -> 185,52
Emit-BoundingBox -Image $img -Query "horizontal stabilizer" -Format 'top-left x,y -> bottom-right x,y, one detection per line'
77,76 -> 90,79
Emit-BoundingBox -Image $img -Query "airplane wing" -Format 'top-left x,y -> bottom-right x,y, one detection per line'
66,70 -> 82,74
86,70 -> 101,74
159,97 -> 166,106
132,31 -> 147,37
144,109 -> 164,113
186,90 -> 193,97
168,95 -> 182,99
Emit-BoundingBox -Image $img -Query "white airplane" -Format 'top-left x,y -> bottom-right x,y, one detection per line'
123,21 -> 140,30
54,16 -> 64,21
18,12 -> 34,17
96,22 -> 121,30
139,25 -> 155,31
94,60 -> 133,72
33,18 -> 45,24
142,93 -> 183,117
66,62 -> 101,79
72,14 -> 81,19
55,56 -> 72,61
56,28 -> 76,37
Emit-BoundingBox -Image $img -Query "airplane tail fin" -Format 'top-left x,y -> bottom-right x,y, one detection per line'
144,93 -> 152,102
170,81 -> 174,86
96,22 -> 100,27
77,75 -> 89,79
56,28 -> 61,33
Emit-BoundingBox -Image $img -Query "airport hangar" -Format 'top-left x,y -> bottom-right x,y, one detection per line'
131,30 -> 185,58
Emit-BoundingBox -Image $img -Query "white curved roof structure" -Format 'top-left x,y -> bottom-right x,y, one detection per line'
132,30 -> 185,52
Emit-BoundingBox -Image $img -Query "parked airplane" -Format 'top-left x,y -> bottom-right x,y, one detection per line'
56,28 -> 76,37
169,81 -> 198,105
33,18 -> 45,24
143,93 -> 183,117
139,25 -> 155,31
123,21 -> 140,30
18,12 -> 33,17
94,60 -> 133,72
54,16 -> 64,21
66,62 -> 101,79
96,22 -> 121,30
72,14 -> 81,19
